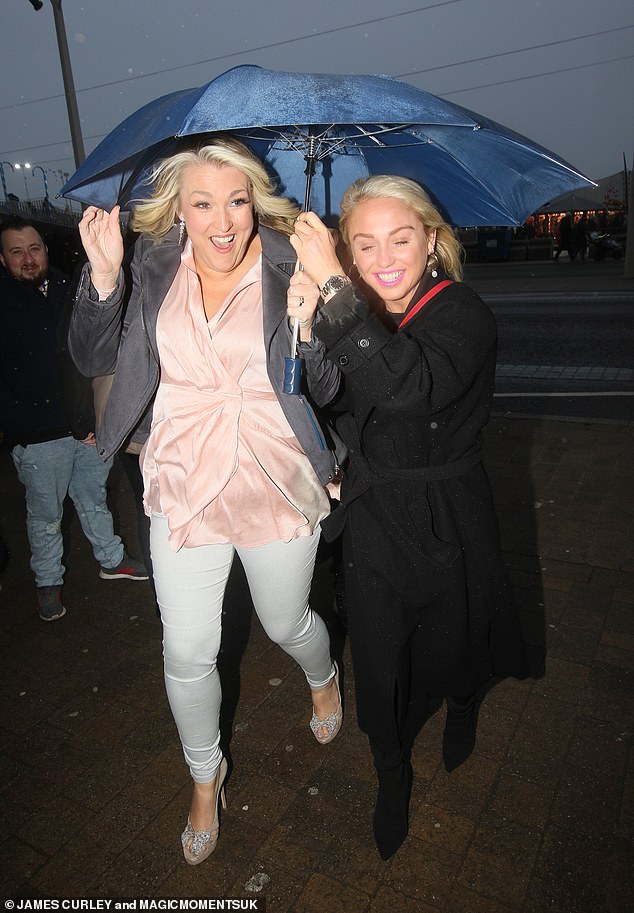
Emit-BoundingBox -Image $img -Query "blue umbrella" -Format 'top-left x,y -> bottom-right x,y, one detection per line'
63,64 -> 593,394
62,64 -> 593,227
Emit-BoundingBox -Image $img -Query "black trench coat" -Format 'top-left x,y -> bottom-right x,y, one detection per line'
314,275 -> 527,766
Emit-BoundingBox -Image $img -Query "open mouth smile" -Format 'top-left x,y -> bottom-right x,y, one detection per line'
375,270 -> 404,287
210,234 -> 236,250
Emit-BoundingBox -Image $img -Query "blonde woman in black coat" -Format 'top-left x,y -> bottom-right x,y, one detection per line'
288,175 -> 527,860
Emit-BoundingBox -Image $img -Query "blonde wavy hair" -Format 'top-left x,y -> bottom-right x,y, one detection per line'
130,135 -> 300,239
338,175 -> 464,281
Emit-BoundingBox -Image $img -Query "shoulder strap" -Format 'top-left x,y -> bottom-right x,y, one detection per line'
399,279 -> 453,328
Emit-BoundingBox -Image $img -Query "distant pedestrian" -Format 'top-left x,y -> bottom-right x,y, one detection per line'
0,216 -> 148,621
553,213 -> 574,261
573,215 -> 588,261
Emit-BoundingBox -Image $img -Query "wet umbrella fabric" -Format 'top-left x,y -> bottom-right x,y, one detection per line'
61,65 -> 593,227
63,65 -> 593,394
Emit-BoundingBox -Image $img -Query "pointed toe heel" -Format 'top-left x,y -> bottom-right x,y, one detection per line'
310,662 -> 343,745
181,757 -> 228,865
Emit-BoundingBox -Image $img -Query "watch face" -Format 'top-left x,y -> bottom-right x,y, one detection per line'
322,275 -> 347,295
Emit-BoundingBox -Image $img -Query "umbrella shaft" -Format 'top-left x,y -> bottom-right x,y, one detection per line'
303,159 -> 315,211
303,135 -> 318,211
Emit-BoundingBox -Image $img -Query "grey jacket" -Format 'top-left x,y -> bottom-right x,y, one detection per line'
69,225 -> 344,484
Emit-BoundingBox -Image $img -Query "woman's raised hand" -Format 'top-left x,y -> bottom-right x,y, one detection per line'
290,212 -> 344,290
78,205 -> 124,293
287,267 -> 320,342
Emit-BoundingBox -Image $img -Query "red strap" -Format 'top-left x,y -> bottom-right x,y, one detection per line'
398,279 -> 452,328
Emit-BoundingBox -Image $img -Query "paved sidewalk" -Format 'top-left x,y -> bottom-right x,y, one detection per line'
1,262 -> 632,911
1,413 -> 632,912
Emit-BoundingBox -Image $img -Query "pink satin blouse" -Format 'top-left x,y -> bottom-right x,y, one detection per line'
141,244 -> 329,550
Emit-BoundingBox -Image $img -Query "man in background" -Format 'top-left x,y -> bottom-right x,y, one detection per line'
0,216 -> 147,621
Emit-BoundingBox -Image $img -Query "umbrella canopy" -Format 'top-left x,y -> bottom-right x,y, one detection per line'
62,64 -> 594,227
538,192 -> 610,213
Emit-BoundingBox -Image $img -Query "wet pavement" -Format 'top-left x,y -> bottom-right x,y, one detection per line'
464,256 -> 634,298
1,263 -> 633,912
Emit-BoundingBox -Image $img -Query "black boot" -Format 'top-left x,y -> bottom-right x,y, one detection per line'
442,696 -> 479,773
372,760 -> 413,860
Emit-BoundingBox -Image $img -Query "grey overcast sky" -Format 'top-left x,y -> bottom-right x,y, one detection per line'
1,0 -> 632,204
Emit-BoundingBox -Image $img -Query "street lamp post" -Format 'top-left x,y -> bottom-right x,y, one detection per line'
27,0 -> 85,168
0,161 -> 15,203
13,162 -> 32,200
32,165 -> 51,213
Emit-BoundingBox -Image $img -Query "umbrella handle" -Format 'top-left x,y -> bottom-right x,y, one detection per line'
283,354 -> 302,395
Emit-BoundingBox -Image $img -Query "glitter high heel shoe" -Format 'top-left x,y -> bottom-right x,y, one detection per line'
181,757 -> 228,865
310,662 -> 343,745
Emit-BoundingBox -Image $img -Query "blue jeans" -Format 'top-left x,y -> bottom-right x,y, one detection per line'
11,437 -> 124,587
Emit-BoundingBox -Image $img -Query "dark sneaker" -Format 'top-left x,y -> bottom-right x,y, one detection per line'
99,551 -> 149,581
37,585 -> 67,622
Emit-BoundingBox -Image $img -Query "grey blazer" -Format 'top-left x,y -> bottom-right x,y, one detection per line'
69,225 -> 344,484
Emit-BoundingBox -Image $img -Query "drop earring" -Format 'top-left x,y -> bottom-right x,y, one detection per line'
427,251 -> 439,279
178,219 -> 186,245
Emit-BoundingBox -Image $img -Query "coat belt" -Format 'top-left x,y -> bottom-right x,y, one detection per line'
322,446 -> 482,541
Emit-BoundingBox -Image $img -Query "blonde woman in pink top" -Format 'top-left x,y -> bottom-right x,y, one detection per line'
71,136 -> 345,865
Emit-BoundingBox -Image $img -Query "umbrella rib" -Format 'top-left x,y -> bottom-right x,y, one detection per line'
240,123 -> 431,158
310,124 -> 414,157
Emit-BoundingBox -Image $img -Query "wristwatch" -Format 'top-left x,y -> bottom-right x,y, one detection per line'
320,274 -> 351,298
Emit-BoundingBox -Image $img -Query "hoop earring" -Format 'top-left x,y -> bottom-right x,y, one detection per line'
427,252 -> 439,279
178,219 -> 186,246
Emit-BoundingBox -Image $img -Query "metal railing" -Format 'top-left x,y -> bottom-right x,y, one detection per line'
0,195 -> 82,227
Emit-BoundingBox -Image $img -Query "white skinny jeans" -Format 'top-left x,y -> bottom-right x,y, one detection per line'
150,515 -> 334,782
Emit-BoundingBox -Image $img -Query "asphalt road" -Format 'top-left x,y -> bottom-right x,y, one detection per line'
465,258 -> 634,420
490,298 -> 633,368
463,256 -> 630,288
